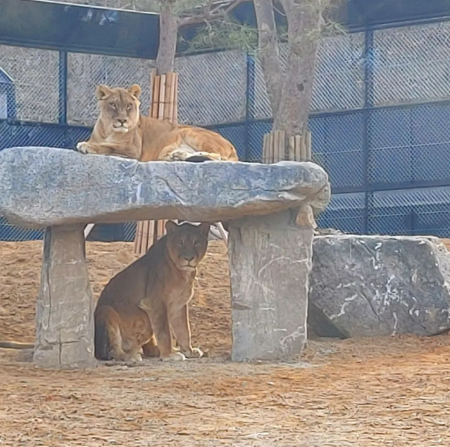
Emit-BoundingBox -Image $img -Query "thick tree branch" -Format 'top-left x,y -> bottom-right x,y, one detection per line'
253,0 -> 282,117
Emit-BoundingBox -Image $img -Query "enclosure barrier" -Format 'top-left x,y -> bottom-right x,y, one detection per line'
4,19 -> 450,239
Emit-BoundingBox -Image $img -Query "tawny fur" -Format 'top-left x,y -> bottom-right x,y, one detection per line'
94,221 -> 210,363
76,84 -> 238,162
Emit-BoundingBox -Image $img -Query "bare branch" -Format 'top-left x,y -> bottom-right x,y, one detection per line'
178,0 -> 244,27
223,0 -> 245,15
271,2 -> 286,17
200,0 -> 218,14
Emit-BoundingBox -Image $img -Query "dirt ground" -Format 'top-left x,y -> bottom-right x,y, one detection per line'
1,239 -> 450,446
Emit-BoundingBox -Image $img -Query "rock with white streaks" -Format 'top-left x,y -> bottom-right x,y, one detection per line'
229,210 -> 313,361
34,224 -> 96,368
309,235 -> 450,337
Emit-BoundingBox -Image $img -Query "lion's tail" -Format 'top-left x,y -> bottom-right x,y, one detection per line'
94,309 -> 111,360
0,341 -> 34,350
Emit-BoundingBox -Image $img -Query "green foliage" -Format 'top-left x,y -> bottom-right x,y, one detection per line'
67,1 -> 347,53
181,2 -> 346,54
182,19 -> 258,53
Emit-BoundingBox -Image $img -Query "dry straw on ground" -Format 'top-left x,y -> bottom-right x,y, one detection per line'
1,240 -> 450,446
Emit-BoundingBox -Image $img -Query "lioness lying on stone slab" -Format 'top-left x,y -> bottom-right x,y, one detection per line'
76,84 -> 238,162
94,221 -> 210,362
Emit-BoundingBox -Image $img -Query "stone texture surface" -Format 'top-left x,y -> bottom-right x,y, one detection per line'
34,224 -> 96,368
0,147 -> 330,227
228,210 -> 313,362
309,235 -> 450,338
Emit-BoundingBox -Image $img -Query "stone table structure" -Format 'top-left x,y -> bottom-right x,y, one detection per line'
0,147 -> 330,367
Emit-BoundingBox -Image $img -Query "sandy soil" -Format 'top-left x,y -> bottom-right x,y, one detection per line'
0,240 -> 232,355
1,239 -> 450,446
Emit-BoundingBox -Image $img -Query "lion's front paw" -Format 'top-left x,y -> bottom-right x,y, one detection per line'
76,141 -> 91,154
161,352 -> 186,362
129,353 -> 143,363
167,150 -> 188,161
183,347 -> 203,359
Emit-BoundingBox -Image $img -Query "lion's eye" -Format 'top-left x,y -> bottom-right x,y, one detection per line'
126,104 -> 132,111
109,103 -> 116,110
178,240 -> 184,246
194,241 -> 200,246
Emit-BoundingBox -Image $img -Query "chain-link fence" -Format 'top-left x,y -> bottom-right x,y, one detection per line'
176,50 -> 247,126
371,22 -> 450,107
2,20 -> 450,240
67,53 -> 154,126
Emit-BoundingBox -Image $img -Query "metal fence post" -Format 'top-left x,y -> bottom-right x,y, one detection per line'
58,50 -> 68,125
7,86 -> 17,120
363,29 -> 374,234
245,52 -> 256,162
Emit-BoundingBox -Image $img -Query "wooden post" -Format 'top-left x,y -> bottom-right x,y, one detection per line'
134,72 -> 178,255
262,130 -> 312,164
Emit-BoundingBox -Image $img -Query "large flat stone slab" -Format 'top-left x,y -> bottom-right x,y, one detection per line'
309,235 -> 450,337
0,147 -> 330,228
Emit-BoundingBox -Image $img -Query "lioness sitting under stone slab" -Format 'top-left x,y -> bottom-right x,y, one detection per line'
76,84 -> 238,162
94,221 -> 210,362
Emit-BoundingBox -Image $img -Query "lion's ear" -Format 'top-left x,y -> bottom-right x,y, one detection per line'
128,84 -> 142,99
165,220 -> 178,234
199,223 -> 211,237
96,84 -> 112,100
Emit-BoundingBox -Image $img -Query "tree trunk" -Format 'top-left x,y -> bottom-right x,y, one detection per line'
274,0 -> 322,138
155,2 -> 178,74
254,0 -> 323,140
253,0 -> 282,118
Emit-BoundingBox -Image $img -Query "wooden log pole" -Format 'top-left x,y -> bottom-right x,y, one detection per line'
134,72 -> 178,255
263,130 -> 312,163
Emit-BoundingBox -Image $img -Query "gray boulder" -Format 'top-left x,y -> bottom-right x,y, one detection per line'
309,235 -> 450,337
0,147 -> 330,228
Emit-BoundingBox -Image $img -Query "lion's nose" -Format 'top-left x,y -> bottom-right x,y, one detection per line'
117,118 -> 127,124
184,256 -> 195,262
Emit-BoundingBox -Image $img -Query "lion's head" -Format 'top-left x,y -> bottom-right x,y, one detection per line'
95,84 -> 141,134
165,221 -> 210,271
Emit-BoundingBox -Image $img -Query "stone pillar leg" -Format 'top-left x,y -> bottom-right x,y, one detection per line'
228,210 -> 314,362
34,224 -> 96,368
